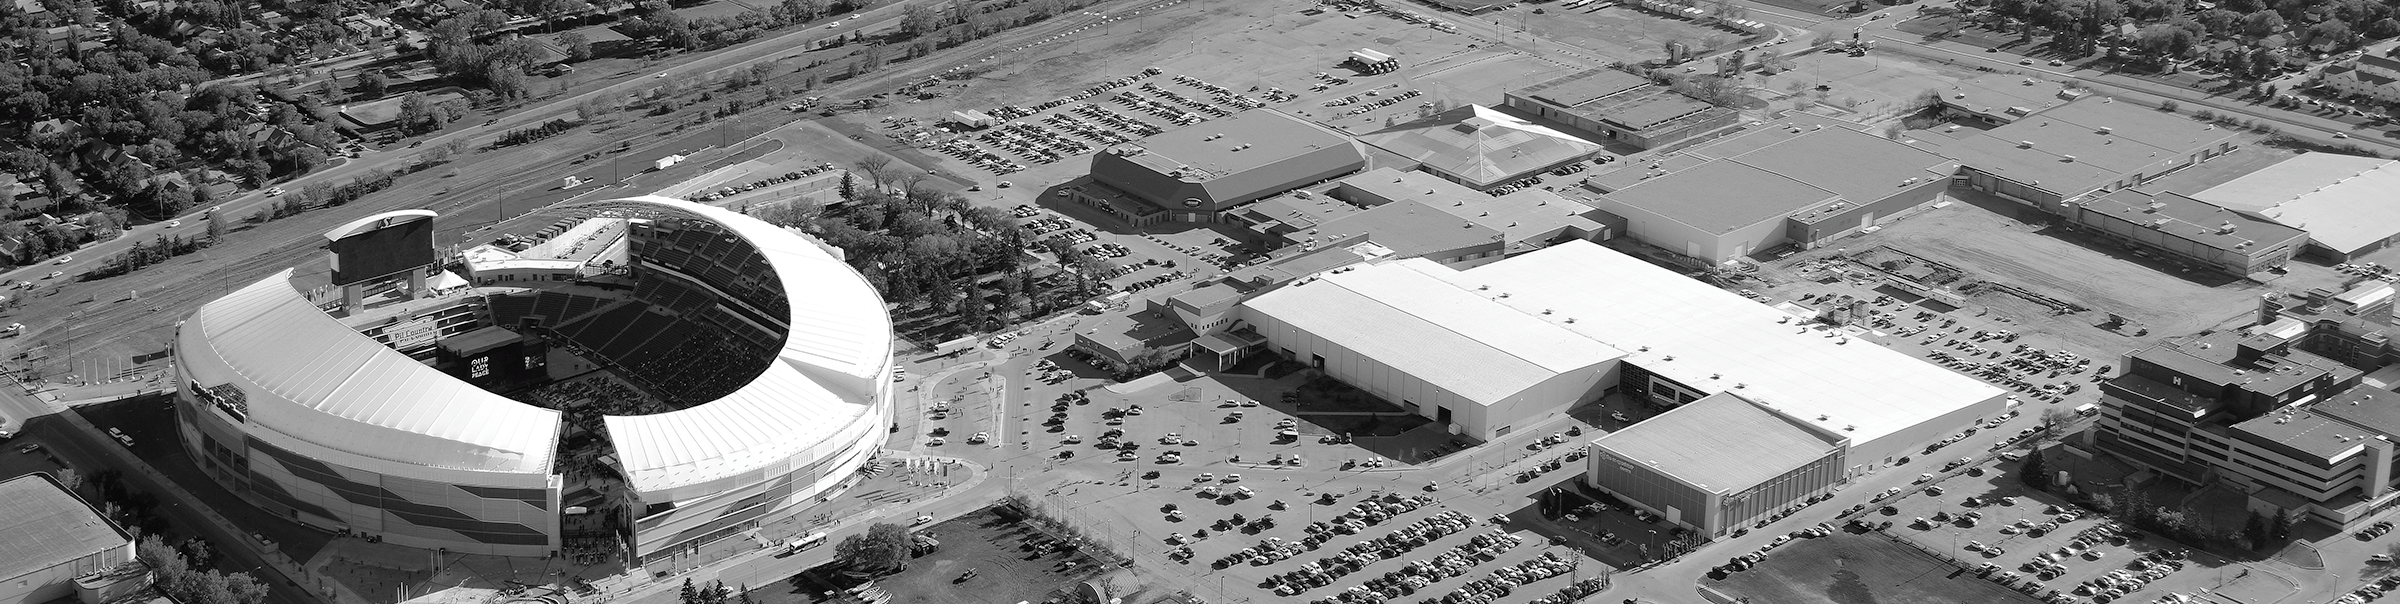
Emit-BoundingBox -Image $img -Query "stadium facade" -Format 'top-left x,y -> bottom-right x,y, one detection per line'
171,197 -> 893,562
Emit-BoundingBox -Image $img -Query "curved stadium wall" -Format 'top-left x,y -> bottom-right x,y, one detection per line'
171,197 -> 893,558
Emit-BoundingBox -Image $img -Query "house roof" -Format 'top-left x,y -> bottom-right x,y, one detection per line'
2191,153 -> 2400,255
1592,392 -> 1843,494
1359,105 -> 1602,188
0,474 -> 127,583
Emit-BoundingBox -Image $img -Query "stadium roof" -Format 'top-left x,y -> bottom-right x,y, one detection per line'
1360,105 -> 1602,188
1592,392 -> 1843,493
180,269 -> 564,474
0,474 -> 127,582
1240,261 -> 1625,407
2190,153 -> 2400,255
596,197 -> 893,498
1437,240 -> 2007,447
180,197 -> 893,496
1599,160 -> 1837,234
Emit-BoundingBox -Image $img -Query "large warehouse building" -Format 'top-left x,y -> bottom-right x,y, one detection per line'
1585,392 -> 1849,537
0,474 -> 140,604
1938,96 -> 2244,212
173,197 -> 893,562
1358,104 -> 1603,190
1503,69 -> 1737,150
1236,239 -> 2009,465
2188,152 -> 2400,261
1078,109 -> 1365,226
1582,123 -> 1957,264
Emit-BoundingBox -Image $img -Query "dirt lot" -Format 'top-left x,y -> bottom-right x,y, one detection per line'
1707,532 -> 2043,604
1511,3 -> 1758,64
1753,46 -> 1988,126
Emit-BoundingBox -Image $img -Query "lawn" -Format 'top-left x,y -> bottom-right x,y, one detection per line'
1708,532 -> 2043,604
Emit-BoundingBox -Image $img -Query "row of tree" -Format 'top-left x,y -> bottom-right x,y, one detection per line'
1978,0 -> 2400,70
138,536 -> 269,604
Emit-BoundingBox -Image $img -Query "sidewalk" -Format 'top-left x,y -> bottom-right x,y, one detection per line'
54,409 -> 335,604
585,455 -> 997,604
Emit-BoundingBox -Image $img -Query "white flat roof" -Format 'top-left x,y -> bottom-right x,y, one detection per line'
1241,261 -> 1625,406
1438,240 -> 2005,445
2191,153 -> 2400,255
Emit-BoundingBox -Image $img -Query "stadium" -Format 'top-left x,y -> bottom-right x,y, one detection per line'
170,196 -> 894,563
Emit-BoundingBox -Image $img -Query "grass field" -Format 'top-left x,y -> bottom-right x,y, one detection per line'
1708,532 -> 2043,604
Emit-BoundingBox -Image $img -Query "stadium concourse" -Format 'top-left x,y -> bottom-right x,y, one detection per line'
169,197 -> 896,564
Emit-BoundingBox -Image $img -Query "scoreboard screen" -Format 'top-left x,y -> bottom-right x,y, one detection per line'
329,217 -> 435,285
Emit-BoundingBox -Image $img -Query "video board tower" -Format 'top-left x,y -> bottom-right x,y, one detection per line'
323,209 -> 439,315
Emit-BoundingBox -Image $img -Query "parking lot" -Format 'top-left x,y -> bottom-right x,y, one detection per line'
1859,453 -> 2292,604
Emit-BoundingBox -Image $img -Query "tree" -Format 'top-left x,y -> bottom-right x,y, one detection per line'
139,535 -> 267,604
899,3 -> 938,38
2308,20 -> 2355,49
398,92 -> 448,135
2370,18 -> 2400,40
2243,511 -> 2270,549
561,32 -> 593,62
2271,509 -> 2296,541
2158,99 -> 2179,112
834,523 -> 912,574
853,157 -> 892,191
362,72 -> 390,99
206,210 -> 229,242
957,286 -> 987,331
2020,448 -> 2050,490
2241,10 -> 2285,39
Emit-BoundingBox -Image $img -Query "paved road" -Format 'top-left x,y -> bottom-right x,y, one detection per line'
8,0 -> 935,293
20,405 -> 319,604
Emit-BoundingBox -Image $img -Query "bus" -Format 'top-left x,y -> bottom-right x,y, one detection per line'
785,532 -> 829,554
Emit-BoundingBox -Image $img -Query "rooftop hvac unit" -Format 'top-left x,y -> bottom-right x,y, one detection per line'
2019,140 -> 2036,148
2061,155 -> 2077,162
